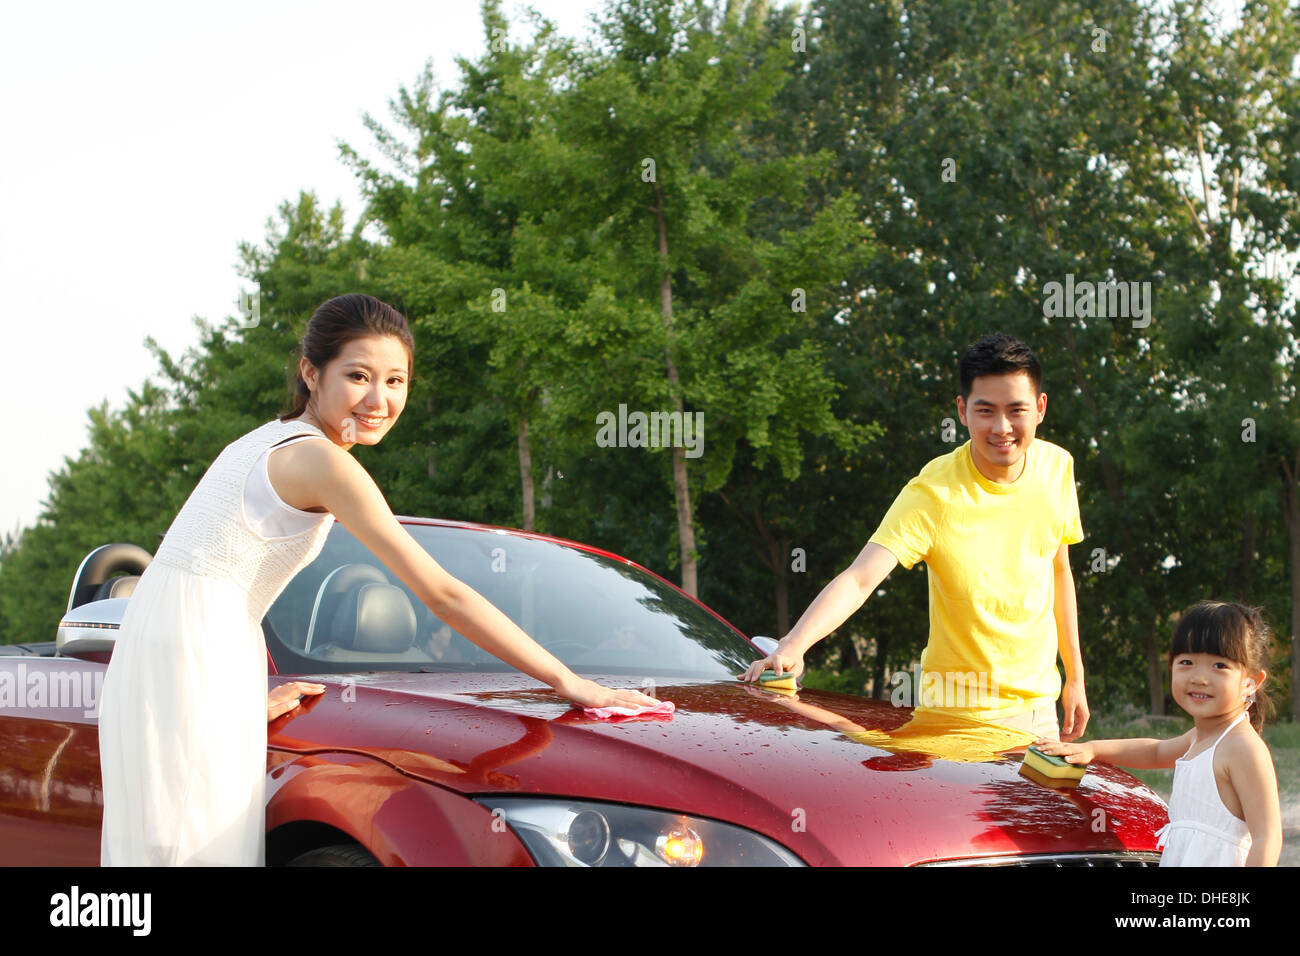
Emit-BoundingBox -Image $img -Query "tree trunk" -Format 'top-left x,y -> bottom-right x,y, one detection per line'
1234,510 -> 1256,598
426,393 -> 436,479
715,486 -> 787,637
541,463 -> 553,510
772,536 -> 789,637
1283,451 -> 1299,721
671,447 -> 697,596
1147,624 -> 1164,716
653,182 -> 697,595
840,630 -> 859,670
872,631 -> 891,701
517,412 -> 534,532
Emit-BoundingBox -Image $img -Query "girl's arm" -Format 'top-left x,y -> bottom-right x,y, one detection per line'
1225,735 -> 1282,866
288,439 -> 658,711
1035,729 -> 1194,769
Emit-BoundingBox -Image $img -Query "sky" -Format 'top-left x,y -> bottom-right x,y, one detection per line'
0,0 -> 609,539
0,0 -> 1259,542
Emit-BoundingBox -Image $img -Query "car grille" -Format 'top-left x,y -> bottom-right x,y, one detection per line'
917,852 -> 1161,867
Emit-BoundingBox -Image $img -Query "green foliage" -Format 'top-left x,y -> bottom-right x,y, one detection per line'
800,665 -> 872,697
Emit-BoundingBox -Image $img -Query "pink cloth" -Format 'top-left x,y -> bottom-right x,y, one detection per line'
583,700 -> 676,720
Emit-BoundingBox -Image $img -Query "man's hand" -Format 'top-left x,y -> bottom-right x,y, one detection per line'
1060,676 -> 1089,741
738,640 -> 806,683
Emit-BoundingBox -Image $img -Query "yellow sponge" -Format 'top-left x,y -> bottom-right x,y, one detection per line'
1022,745 -> 1086,780
758,672 -> 798,691
1018,762 -> 1080,789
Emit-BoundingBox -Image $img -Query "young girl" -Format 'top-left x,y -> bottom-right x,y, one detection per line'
98,293 -> 657,866
1035,600 -> 1282,866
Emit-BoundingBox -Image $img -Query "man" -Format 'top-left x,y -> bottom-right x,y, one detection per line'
740,333 -> 1088,741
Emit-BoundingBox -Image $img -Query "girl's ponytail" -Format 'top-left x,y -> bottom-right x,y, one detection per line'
1237,605 -> 1274,733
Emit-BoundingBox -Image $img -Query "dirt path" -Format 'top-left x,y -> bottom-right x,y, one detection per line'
1280,794 -> 1299,867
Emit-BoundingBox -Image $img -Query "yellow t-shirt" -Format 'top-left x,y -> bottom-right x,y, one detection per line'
868,438 -> 1083,720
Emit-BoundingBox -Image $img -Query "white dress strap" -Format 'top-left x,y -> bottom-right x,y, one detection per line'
1180,711 -> 1248,760
1213,711 -> 1249,745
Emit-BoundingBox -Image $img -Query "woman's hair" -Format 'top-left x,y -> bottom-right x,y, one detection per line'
278,294 -> 414,422
1168,600 -> 1275,731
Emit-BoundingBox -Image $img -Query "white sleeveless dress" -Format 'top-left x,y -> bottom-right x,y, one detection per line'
98,418 -> 335,866
1155,712 -> 1252,866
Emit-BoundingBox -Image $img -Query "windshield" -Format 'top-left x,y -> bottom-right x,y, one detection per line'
266,521 -> 758,678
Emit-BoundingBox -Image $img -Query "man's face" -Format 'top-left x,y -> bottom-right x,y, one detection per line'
955,371 -> 1046,478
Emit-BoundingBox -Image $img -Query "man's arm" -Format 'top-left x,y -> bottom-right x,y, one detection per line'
785,542 -> 899,655
1053,542 -> 1089,739
740,542 -> 899,682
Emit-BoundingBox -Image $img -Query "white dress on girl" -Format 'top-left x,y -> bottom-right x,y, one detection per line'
98,418 -> 334,866
1155,711 -> 1252,866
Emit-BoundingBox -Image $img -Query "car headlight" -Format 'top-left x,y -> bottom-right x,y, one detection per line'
473,797 -> 805,866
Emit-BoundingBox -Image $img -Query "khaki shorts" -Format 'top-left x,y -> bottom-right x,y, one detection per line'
987,702 -> 1060,741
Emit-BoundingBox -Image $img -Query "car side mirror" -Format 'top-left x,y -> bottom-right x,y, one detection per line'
749,635 -> 779,656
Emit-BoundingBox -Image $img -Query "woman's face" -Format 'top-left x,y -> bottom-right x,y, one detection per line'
300,334 -> 410,449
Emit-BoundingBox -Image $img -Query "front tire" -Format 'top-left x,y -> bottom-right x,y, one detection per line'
285,843 -> 382,867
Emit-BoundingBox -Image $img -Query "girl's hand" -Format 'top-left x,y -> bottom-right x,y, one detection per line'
268,681 -> 326,722
557,676 -> 661,710
1033,737 -> 1095,765
737,642 -> 805,683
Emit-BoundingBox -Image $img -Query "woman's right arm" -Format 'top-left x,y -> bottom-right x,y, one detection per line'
278,440 -> 658,710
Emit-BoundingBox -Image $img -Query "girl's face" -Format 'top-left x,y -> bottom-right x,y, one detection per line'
1170,651 -> 1264,721
300,334 -> 410,449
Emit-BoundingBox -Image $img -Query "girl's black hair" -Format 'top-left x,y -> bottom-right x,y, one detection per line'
279,294 -> 414,421
1169,600 -> 1275,731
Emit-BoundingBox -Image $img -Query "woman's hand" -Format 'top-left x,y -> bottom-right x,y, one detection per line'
737,641 -> 805,683
268,681 -> 326,722
1033,737 -> 1095,765
555,675 -> 661,710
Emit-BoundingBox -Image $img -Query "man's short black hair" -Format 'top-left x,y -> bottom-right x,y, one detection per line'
959,333 -> 1043,399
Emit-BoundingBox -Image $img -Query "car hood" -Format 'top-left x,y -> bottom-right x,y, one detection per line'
268,671 -> 1169,865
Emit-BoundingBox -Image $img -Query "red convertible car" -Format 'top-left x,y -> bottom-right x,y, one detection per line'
0,517 -> 1167,865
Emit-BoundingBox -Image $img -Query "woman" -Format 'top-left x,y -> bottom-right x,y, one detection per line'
98,293 -> 656,866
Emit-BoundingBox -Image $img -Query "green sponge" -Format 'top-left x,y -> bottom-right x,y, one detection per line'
1022,744 -> 1087,780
